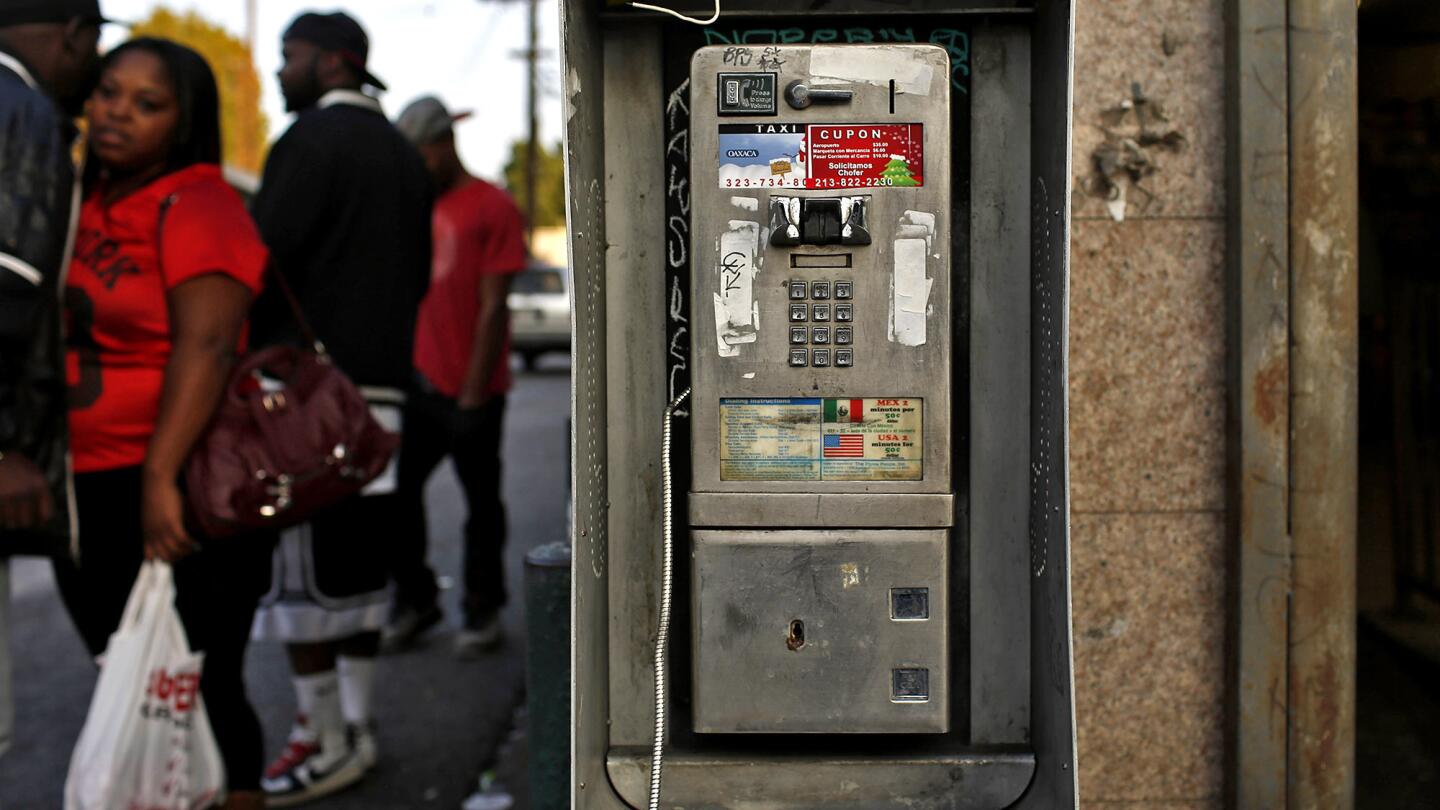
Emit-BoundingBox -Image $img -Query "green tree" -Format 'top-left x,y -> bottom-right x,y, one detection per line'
132,7 -> 268,174
502,139 -> 567,227
880,156 -> 919,187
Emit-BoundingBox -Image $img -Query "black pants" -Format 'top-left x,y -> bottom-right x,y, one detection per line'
394,383 -> 507,626
52,466 -> 273,791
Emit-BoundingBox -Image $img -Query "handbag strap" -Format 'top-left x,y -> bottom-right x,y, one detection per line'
264,263 -> 326,355
158,192 -> 328,356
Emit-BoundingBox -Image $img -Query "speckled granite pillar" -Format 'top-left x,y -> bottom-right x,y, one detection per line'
1069,1 -> 1228,807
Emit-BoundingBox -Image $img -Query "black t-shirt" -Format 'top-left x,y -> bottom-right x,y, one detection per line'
249,97 -> 433,389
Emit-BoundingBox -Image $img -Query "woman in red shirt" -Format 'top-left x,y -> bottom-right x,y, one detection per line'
54,38 -> 270,810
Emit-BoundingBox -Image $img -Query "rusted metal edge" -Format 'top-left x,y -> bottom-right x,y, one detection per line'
1224,0 -> 1292,806
1285,0 -> 1358,806
562,1 -> 624,807
606,748 -> 1037,809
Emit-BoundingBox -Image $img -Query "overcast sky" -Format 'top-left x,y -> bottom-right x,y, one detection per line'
101,0 -> 563,180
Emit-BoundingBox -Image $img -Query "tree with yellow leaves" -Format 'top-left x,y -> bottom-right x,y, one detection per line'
130,7 -> 268,175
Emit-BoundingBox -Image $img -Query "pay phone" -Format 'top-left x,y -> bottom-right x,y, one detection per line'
564,4 -> 1079,803
687,44 -> 954,734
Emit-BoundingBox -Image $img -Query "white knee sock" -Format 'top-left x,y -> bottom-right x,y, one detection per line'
293,671 -> 345,752
337,655 -> 376,729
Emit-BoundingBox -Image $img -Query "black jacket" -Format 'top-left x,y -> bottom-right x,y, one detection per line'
0,49 -> 75,556
249,92 -> 432,390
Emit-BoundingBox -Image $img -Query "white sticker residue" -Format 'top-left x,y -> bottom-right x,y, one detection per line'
809,47 -> 935,97
730,196 -> 760,212
898,210 -> 936,253
889,210 -> 936,347
892,238 -> 930,347
713,220 -> 761,357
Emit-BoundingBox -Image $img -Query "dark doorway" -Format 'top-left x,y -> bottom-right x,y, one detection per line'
1356,1 -> 1440,804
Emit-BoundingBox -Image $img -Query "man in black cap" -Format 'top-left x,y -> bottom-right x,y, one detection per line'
0,0 -> 104,758
247,9 -> 432,806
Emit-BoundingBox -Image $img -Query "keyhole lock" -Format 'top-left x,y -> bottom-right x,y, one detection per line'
784,80 -> 854,110
786,619 -> 807,651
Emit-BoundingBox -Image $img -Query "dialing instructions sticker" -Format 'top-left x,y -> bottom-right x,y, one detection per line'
719,397 -> 923,481
718,123 -> 925,189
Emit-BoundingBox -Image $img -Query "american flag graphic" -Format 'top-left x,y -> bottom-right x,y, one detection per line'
823,434 -> 865,458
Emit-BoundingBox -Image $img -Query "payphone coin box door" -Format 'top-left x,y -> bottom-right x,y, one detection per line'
689,45 -> 953,734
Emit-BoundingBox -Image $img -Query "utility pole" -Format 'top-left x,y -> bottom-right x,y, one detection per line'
245,0 -> 257,53
479,0 -> 545,250
524,0 -> 539,250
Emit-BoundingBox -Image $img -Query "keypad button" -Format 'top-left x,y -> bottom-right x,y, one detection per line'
834,281 -> 853,300
835,349 -> 853,367
789,326 -> 808,345
812,327 -> 830,344
812,349 -> 831,367
835,326 -> 853,345
835,303 -> 853,322
810,281 -> 830,300
812,304 -> 831,322
789,349 -> 808,367
789,304 -> 809,322
788,280 -> 808,300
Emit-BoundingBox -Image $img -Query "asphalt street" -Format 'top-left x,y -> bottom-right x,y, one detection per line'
0,356 -> 571,810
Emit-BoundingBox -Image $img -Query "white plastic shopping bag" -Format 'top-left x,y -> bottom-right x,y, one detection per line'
64,561 -> 225,810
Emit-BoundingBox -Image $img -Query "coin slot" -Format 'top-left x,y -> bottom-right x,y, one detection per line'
790,253 -> 853,269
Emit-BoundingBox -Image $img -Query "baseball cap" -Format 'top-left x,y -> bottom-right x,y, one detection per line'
0,0 -> 110,26
283,10 -> 386,92
395,95 -> 473,146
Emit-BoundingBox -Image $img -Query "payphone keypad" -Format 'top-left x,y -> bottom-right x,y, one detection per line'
784,278 -> 851,367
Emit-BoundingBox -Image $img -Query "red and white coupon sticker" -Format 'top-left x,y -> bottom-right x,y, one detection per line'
717,123 -> 925,189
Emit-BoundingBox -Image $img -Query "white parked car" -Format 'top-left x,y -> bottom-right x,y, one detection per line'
508,263 -> 570,370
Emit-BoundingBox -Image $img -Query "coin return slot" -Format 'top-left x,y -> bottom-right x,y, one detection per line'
787,619 -> 806,651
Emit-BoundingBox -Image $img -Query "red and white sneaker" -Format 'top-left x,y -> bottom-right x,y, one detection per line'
261,718 -> 367,807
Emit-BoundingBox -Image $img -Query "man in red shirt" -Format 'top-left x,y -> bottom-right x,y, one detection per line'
389,96 -> 527,657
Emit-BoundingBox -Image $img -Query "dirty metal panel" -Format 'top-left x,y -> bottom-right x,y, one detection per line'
601,24 -> 671,750
1223,0 -> 1291,807
606,749 -> 1037,809
1286,0 -> 1358,806
561,1 -> 627,808
689,492 -> 954,527
969,20 -> 1033,747
692,529 -> 949,733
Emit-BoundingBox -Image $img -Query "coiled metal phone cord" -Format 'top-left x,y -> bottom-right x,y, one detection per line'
650,386 -> 690,810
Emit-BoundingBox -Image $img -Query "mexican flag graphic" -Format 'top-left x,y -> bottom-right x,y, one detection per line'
880,155 -> 920,187
824,398 -> 865,423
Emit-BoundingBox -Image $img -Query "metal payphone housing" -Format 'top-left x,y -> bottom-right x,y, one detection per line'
565,2 -> 1079,808
689,45 -> 954,735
